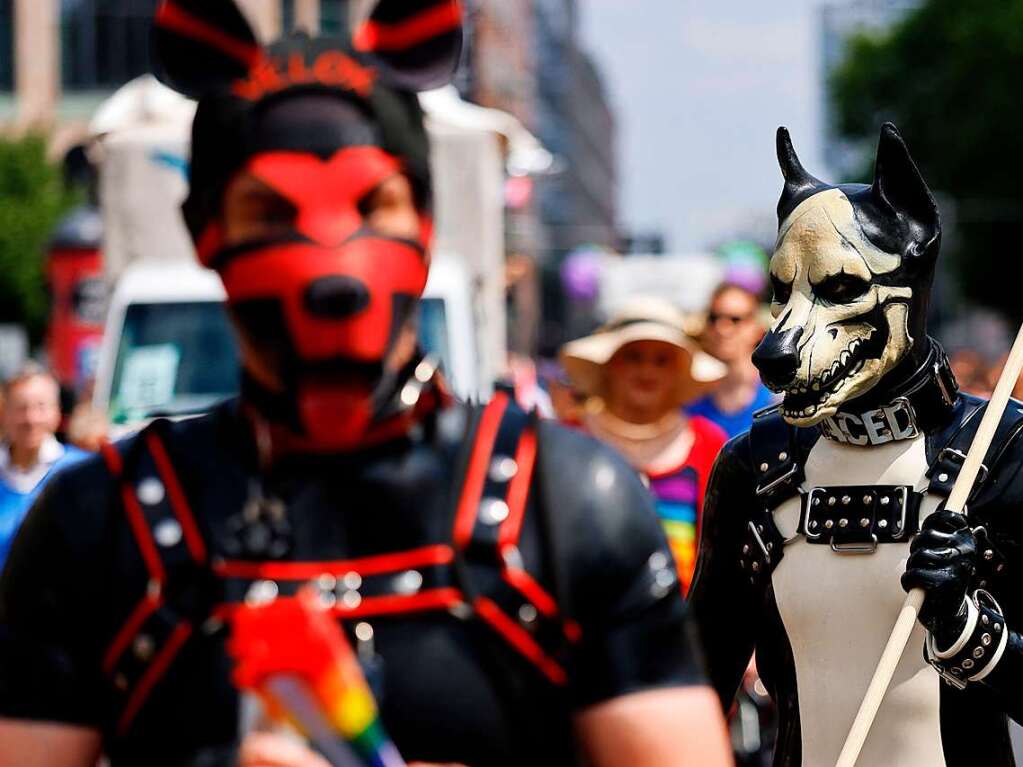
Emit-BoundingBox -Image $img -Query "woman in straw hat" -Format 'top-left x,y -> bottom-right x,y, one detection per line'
560,297 -> 728,593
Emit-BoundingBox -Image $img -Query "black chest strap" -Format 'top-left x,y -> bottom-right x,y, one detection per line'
739,407 -> 806,583
926,400 -> 1023,588
740,397 -> 1023,588
799,485 -> 919,553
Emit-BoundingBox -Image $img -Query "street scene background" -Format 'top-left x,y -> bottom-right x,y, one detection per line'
0,0 -> 1021,763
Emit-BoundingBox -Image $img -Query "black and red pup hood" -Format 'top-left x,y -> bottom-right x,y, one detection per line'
152,0 -> 463,256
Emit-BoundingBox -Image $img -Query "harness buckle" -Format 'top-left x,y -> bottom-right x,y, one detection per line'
934,360 -> 958,408
929,659 -> 970,690
747,521 -> 773,566
937,448 -> 989,486
803,488 -> 823,541
888,397 -> 920,440
830,535 -> 879,555
755,462 -> 799,498
893,485 -> 911,539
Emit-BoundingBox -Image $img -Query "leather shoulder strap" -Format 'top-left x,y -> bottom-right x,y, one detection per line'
101,420 -> 208,735
449,394 -> 578,686
749,406 -> 806,511
927,399 -> 1023,505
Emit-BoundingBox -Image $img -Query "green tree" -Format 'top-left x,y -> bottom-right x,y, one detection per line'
830,0 -> 1023,321
0,134 -> 78,341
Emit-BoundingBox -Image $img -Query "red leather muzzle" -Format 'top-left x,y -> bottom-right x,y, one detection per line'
220,236 -> 427,362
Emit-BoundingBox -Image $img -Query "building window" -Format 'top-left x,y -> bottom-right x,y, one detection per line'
61,0 -> 158,92
0,0 -> 13,91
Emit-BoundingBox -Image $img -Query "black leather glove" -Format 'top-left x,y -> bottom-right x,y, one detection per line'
902,509 -> 978,647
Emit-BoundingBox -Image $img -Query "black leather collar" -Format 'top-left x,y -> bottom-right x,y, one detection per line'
819,340 -> 959,445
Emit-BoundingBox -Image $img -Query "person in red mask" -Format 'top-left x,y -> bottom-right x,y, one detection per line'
0,3 -> 731,766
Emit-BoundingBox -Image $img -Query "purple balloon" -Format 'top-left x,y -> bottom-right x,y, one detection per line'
561,250 -> 603,301
723,263 -> 768,296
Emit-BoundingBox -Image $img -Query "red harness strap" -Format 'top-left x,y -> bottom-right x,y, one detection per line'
100,430 -> 200,734
212,544 -> 464,621
473,597 -> 567,685
102,441 -> 166,587
453,392 -> 509,549
214,544 -> 454,580
145,430 -> 207,564
116,622 -> 193,735
496,423 -> 536,554
453,399 -> 580,684
102,590 -> 163,676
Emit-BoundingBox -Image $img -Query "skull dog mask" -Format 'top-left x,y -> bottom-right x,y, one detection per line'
753,124 -> 941,427
152,0 -> 462,451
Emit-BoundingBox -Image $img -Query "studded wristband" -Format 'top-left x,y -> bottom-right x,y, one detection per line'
926,590 -> 1009,689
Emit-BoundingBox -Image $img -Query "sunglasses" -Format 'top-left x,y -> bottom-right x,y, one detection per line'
707,311 -> 755,326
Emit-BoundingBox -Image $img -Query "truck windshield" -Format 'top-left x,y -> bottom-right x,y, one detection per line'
108,301 -> 240,424
418,297 -> 451,374
108,298 -> 456,425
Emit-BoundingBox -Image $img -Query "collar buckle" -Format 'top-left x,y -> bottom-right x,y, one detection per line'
888,396 -> 921,440
934,360 -> 957,409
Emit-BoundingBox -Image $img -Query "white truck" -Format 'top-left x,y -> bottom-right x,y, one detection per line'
90,77 -> 541,427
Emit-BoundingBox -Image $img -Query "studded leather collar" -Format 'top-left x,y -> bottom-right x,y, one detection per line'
819,341 -> 959,446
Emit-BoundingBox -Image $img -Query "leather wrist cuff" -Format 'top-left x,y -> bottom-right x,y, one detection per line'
926,590 -> 1009,689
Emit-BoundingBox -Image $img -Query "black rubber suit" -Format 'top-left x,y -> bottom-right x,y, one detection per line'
0,398 -> 704,766
691,124 -> 1023,766
692,387 -> 1023,766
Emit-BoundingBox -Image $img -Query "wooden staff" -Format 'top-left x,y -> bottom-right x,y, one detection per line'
835,325 -> 1023,767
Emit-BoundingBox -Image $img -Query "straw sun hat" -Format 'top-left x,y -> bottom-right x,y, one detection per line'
559,297 -> 727,405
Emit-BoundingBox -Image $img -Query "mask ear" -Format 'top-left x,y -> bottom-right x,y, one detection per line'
776,127 -> 825,222
870,123 -> 940,258
152,0 -> 264,100
353,0 -> 464,91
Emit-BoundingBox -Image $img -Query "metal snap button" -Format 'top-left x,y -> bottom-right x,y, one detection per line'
137,478 -> 165,506
489,456 -> 519,483
154,519 -> 183,548
480,498 -> 510,525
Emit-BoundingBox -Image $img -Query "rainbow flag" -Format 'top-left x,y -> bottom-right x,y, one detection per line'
230,588 -> 404,767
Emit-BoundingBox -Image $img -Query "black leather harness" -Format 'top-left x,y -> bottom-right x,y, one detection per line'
99,395 -> 578,734
740,355 -> 1023,587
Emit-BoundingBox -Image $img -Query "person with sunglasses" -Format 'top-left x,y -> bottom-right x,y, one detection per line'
687,283 -> 776,439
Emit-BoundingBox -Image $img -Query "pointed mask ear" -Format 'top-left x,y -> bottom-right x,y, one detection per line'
152,0 -> 264,100
870,123 -> 940,258
353,0 -> 464,91
776,127 -> 825,222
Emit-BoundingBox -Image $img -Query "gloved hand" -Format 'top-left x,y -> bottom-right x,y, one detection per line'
901,509 -> 978,647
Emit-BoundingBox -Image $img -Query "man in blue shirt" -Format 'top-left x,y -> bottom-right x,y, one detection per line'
687,282 -> 777,439
0,365 -> 86,569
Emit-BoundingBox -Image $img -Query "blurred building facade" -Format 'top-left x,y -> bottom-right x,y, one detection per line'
533,0 -> 617,261
463,0 -> 618,262
0,0 -> 321,132
463,0 -> 618,353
